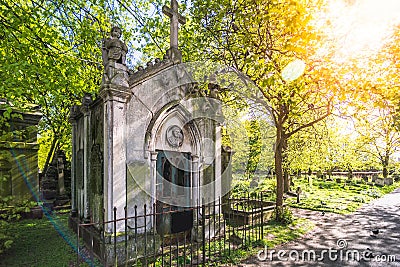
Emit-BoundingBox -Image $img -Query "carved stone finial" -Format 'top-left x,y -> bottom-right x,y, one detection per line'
82,93 -> 93,107
80,93 -> 93,114
69,105 -> 81,122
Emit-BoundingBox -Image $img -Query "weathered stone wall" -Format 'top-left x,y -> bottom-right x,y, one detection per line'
73,110 -> 85,218
70,98 -> 105,225
89,101 -> 104,226
126,65 -> 202,230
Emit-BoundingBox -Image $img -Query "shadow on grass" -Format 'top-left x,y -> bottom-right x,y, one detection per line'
0,213 -> 93,267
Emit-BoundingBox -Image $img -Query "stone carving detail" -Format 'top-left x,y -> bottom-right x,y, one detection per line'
102,26 -> 128,66
91,105 -> 103,146
77,149 -> 84,189
166,125 -> 184,147
101,26 -> 129,88
90,144 -> 103,195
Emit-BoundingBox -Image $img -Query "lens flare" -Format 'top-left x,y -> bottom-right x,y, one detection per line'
314,0 -> 400,62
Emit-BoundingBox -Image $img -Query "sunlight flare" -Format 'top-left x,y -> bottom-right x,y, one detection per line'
315,0 -> 400,62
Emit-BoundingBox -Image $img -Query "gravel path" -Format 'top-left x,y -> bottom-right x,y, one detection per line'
239,188 -> 400,267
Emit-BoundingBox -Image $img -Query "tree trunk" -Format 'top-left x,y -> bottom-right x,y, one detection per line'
275,128 -> 284,210
382,155 -> 389,178
282,139 -> 290,193
383,167 -> 388,178
283,171 -> 290,193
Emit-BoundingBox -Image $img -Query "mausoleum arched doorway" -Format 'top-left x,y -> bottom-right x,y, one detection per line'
156,150 -> 193,234
148,106 -> 201,235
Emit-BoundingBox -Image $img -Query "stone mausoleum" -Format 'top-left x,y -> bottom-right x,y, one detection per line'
0,100 -> 42,202
69,0 -> 232,263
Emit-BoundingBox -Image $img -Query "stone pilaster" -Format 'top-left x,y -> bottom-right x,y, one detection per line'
221,146 -> 233,212
80,93 -> 93,222
150,151 -> 158,227
68,105 -> 81,217
191,154 -> 200,208
214,124 -> 222,205
100,64 -> 130,232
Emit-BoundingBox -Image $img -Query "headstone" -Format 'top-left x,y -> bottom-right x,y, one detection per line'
296,186 -> 302,203
384,177 -> 393,185
250,176 -> 259,188
54,151 -> 71,206
41,166 -> 58,203
41,150 -> 71,209
327,169 -> 332,180
375,178 -> 384,186
0,158 -> 12,198
347,170 -> 353,180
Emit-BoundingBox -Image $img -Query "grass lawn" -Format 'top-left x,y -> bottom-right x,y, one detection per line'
288,177 -> 400,214
262,218 -> 314,247
231,173 -> 400,214
0,212 -> 90,267
219,217 -> 314,265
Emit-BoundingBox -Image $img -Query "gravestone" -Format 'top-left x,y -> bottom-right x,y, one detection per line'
375,177 -> 385,186
372,173 -> 379,183
69,0 -> 232,263
296,186 -> 302,203
384,177 -> 394,185
0,100 -> 42,202
41,150 -> 71,210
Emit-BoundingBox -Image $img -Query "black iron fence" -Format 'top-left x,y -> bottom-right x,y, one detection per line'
73,194 -> 274,266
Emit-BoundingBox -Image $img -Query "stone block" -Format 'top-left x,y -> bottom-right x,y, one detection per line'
42,189 -> 57,199
103,231 -> 162,265
384,177 -> 394,185
375,178 -> 385,186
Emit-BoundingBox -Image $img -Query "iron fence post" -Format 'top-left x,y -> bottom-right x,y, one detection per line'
261,191 -> 264,240
114,206 -> 117,266
202,199 -> 206,264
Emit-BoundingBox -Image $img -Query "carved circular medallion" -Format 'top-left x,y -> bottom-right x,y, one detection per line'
166,125 -> 184,148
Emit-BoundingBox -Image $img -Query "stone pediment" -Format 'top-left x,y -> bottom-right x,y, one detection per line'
130,62 -> 196,100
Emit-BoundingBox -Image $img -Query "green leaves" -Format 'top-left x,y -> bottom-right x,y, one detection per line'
0,0 -> 119,164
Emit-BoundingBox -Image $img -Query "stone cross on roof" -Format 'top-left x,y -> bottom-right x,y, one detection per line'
163,0 -> 186,49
